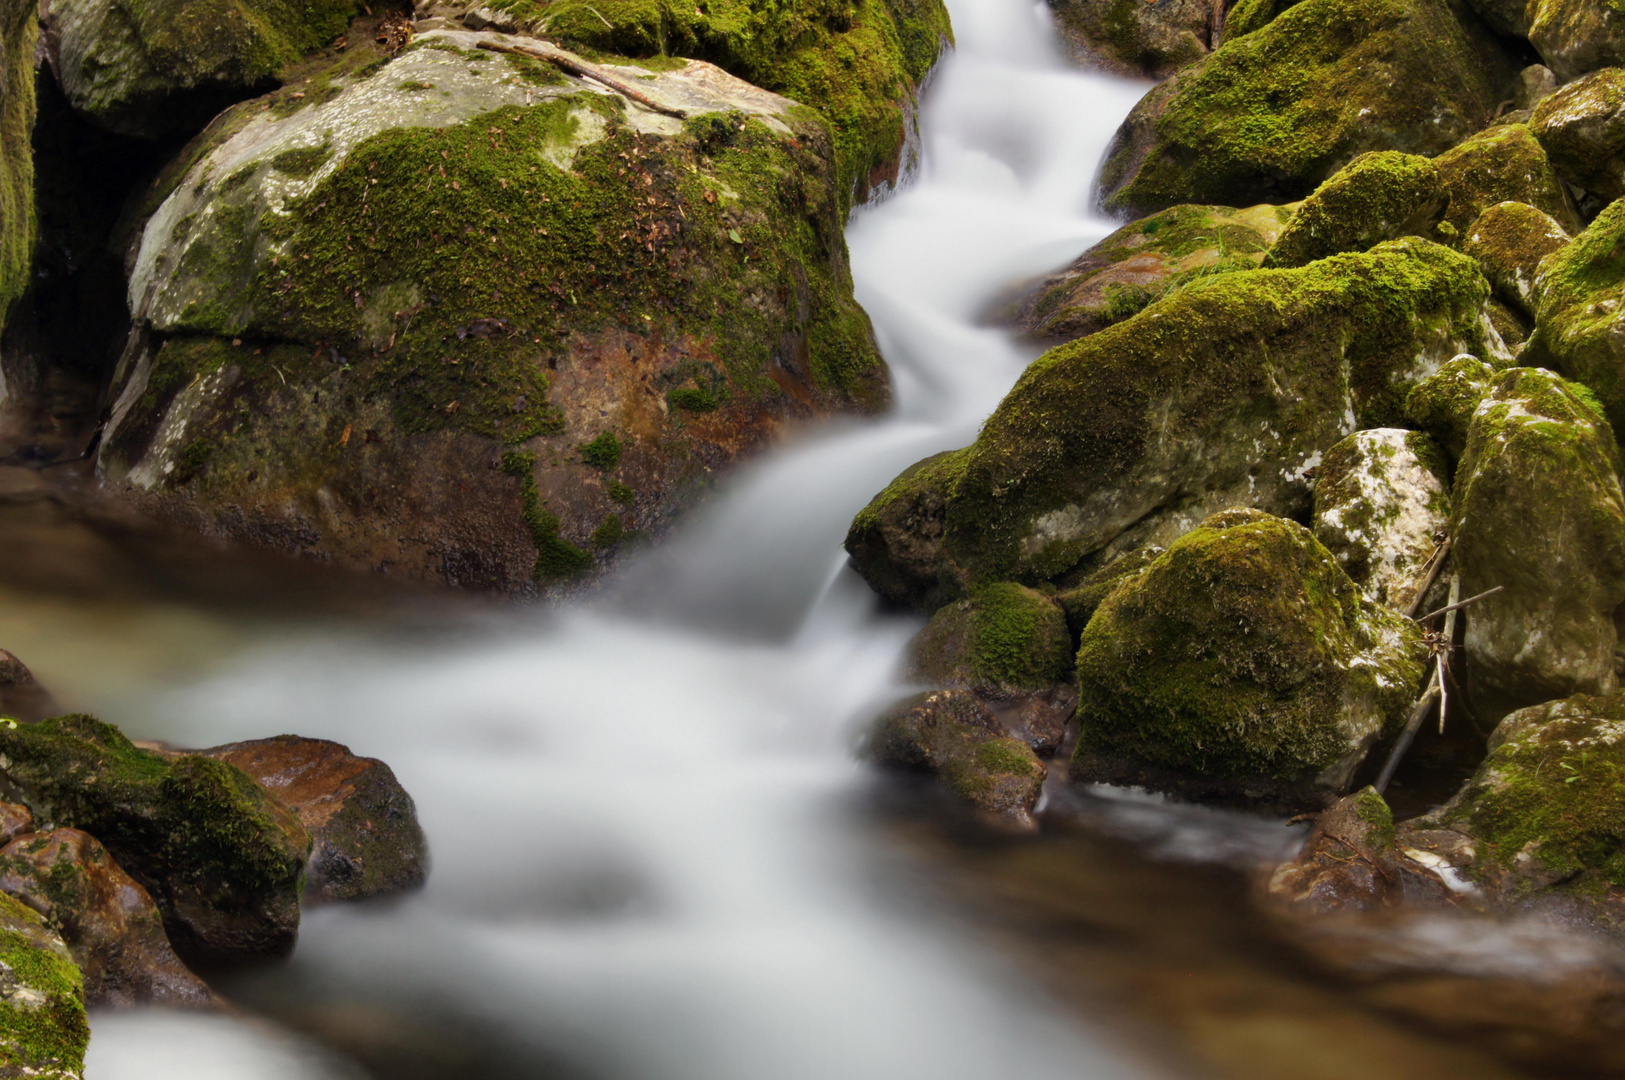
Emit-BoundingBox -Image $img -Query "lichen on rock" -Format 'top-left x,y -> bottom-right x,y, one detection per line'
1262,151 -> 1443,269
1433,122 -> 1582,237
1071,510 -> 1427,810
1530,67 -> 1625,206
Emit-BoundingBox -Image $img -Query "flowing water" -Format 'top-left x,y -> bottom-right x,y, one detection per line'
61,1 -> 1169,1075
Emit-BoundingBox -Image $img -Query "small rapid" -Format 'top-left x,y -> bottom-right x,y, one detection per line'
86,4 -> 1151,1076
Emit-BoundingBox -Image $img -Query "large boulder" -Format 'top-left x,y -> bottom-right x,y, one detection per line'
204,735 -> 427,903
0,827 -> 215,1008
1527,1 -> 1625,83
1530,68 -> 1625,206
1071,510 -> 1427,810
1462,201 -> 1570,318
846,239 -> 1494,605
1524,200 -> 1625,434
1045,0 -> 1213,79
0,0 -> 36,334
41,0 -> 364,138
1431,122 -> 1581,237
1262,151 -> 1443,269
1451,367 -> 1625,715
99,30 -> 887,593
0,893 -> 88,1080
1094,0 -> 1519,218
868,689 -> 1047,830
1310,428 -> 1449,612
1403,352 -> 1497,461
0,715 -> 311,963
0,651 -> 57,724
1008,202 -> 1293,344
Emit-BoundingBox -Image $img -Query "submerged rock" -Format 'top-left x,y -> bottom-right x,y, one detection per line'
41,0 -> 364,138
1095,0 -> 1518,217
0,715 -> 310,963
1525,200 -> 1625,433
1262,152 -> 1443,269
1071,510 -> 1427,810
99,29 -> 887,593
0,892 -> 88,1080
1530,68 -> 1625,205
847,239 -> 1493,604
1451,367 -> 1625,715
1045,0 -> 1213,79
1434,122 -> 1581,237
205,735 -> 428,903
1009,202 -> 1292,344
0,828 -> 215,1008
0,651 -> 58,724
869,689 -> 1047,830
1311,428 -> 1449,612
1462,201 -> 1570,319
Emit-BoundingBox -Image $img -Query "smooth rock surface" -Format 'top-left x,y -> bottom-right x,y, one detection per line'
0,650 -> 58,724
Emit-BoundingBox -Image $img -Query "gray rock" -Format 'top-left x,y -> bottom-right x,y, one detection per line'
1531,67 -> 1625,204
1046,0 -> 1212,79
1463,201 -> 1571,318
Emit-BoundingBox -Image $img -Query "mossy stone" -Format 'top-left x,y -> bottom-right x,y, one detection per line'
1524,199 -> 1625,435
1046,0 -> 1211,79
1010,202 -> 1293,344
1434,122 -> 1582,237
1530,68 -> 1625,204
0,893 -> 87,1079
1218,0 -> 1300,40
1452,367 -> 1625,717
1095,0 -> 1519,218
1526,0 -> 1625,83
0,714 -> 311,964
1462,200 -> 1571,318
1263,151 -> 1444,269
909,582 -> 1072,694
1071,510 -> 1427,810
0,0 -> 35,334
1402,352 -> 1496,461
849,238 -> 1492,599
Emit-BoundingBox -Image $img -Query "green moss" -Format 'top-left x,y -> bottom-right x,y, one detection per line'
911,581 -> 1072,692
172,437 -> 216,483
1403,353 -> 1495,460
590,512 -> 625,547
500,450 -> 593,579
1221,0 -> 1299,38
607,479 -> 635,504
1263,151 -> 1442,268
1434,123 -> 1581,235
0,894 -> 86,1079
269,141 -> 334,178
579,430 -> 623,469
1523,198 -> 1625,435
1350,786 -> 1396,849
0,3 -> 35,334
844,447 -> 971,608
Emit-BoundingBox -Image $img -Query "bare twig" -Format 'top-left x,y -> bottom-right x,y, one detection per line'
476,40 -> 688,118
1403,535 -> 1452,618
1375,670 -> 1441,795
1438,574 -> 1461,734
1417,585 -> 1504,623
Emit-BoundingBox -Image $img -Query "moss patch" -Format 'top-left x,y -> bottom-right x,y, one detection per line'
0,893 -> 86,1080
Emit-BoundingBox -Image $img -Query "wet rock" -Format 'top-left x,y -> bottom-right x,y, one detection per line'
0,802 -> 30,846
0,828 -> 215,1008
1462,202 -> 1570,319
1095,0 -> 1519,217
847,239 -> 1494,603
869,689 -> 1047,831
1046,0 -> 1213,79
0,714 -> 311,964
1525,200 -> 1625,432
1451,367 -> 1625,715
0,0 -> 35,336
1311,429 -> 1449,612
1403,353 -> 1496,462
1527,1 -> 1625,83
205,735 -> 428,903
1262,152 -> 1443,269
1428,123 -> 1581,238
1053,543 -> 1165,636
1530,68 -> 1625,205
41,0 -> 363,138
99,29 -> 889,593
1267,788 -> 1460,914
1071,510 -> 1427,811
0,651 -> 58,724
985,683 -> 1077,757
0,892 -> 88,1079
1008,202 -> 1292,345
909,583 -> 1072,696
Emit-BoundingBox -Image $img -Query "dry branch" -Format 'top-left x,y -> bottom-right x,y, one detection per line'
476,40 -> 689,119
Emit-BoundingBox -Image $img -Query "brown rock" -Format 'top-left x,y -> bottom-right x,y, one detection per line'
0,828 -> 216,1008
0,801 -> 32,846
205,736 -> 428,903
0,650 -> 57,724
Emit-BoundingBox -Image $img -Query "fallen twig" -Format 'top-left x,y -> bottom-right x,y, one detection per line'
1403,535 -> 1452,619
1375,670 -> 1441,795
476,40 -> 688,118
1417,585 -> 1504,623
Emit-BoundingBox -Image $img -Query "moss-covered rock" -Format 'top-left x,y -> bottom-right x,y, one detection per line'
44,0 -> 366,138
1527,0 -> 1625,83
1524,199 -> 1625,434
1430,122 -> 1582,238
1452,367 -> 1625,716
1071,510 -> 1427,810
0,827 -> 215,1008
1402,352 -> 1496,461
847,239 -> 1494,601
1009,202 -> 1293,345
909,582 -> 1072,694
1046,0 -> 1212,79
1530,67 -> 1625,205
0,893 -> 87,1079
1311,428 -> 1449,611
1094,0 -> 1519,218
868,689 -> 1046,830
1217,0 -> 1299,41
0,0 -> 36,334
1460,0 -> 1530,36
100,29 -> 886,593
1053,542 -> 1164,637
463,0 -> 951,207
1463,201 -> 1571,318
1262,152 -> 1443,269
0,714 -> 311,964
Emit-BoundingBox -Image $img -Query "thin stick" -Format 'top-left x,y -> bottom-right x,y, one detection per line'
1417,585 -> 1503,623
476,40 -> 688,118
1375,668 -> 1441,794
1403,536 -> 1452,618
1438,574 -> 1461,734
